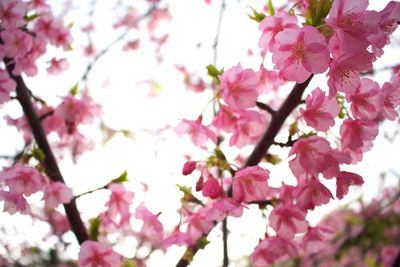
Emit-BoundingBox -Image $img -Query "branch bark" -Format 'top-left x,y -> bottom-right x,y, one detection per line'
175,75 -> 313,267
4,59 -> 89,244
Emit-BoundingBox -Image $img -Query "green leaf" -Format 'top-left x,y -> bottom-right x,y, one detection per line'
24,13 -> 40,22
111,170 -> 129,184
89,217 -> 101,241
177,184 -> 192,196
214,147 -> 226,161
195,236 -> 210,250
248,8 -> 266,23
31,146 -> 45,163
304,0 -> 333,26
206,64 -> 224,84
122,259 -> 137,267
70,83 -> 79,95
267,0 -> 275,16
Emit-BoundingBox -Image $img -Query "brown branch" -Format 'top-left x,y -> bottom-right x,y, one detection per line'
256,101 -> 276,115
222,218 -> 229,267
175,75 -> 314,267
4,59 -> 89,244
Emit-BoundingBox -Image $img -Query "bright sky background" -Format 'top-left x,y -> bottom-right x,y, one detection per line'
1,0 -> 400,266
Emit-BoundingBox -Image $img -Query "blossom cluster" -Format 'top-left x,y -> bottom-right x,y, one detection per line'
175,1 -> 400,266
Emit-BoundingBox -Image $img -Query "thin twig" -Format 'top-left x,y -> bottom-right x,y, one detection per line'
256,101 -> 276,115
79,3 -> 159,84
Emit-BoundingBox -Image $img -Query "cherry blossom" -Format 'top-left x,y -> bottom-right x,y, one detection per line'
340,119 -> 378,154
105,184 -> 134,217
0,69 -> 16,104
302,226 -> 334,254
47,58 -> 69,75
78,241 -> 121,267
289,136 -> 333,179
0,0 -> 28,29
296,177 -> 333,210
347,78 -> 381,120
258,11 -> 298,54
0,190 -> 29,215
219,64 -> 260,109
251,237 -> 298,266
43,182 -> 74,209
135,204 -> 164,248
229,109 -> 268,148
232,166 -> 273,203
379,81 -> 400,121
300,87 -> 340,131
175,116 -> 217,146
1,163 -> 47,196
272,26 -> 330,83
335,171 -> 364,199
269,203 -> 308,239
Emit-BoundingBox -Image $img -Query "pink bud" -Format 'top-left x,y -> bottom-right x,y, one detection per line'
182,161 -> 196,175
202,177 -> 221,199
195,176 -> 204,192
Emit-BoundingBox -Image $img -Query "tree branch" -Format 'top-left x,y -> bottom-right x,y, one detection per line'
4,59 -> 89,245
222,218 -> 229,267
175,75 -> 314,267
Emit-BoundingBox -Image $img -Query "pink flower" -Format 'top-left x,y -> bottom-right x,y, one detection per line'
0,190 -> 29,215
162,228 -> 188,248
335,171 -> 363,199
300,87 -> 340,131
135,204 -> 164,248
45,209 -> 70,236
379,82 -> 400,121
55,94 -> 101,136
1,29 -> 33,58
105,184 -> 134,217
1,163 -> 48,196
296,177 -> 333,210
185,208 -> 214,244
78,241 -> 121,267
327,50 -> 374,97
326,0 -> 371,53
232,166 -> 273,203
258,11 -> 298,53
229,110 -> 267,148
302,226 -> 333,253
43,182 -> 73,209
347,78 -> 381,120
0,69 -> 16,105
289,136 -> 332,179
212,105 -> 236,132
340,119 -> 378,153
219,64 -> 260,109
269,203 -> 308,239
175,116 -> 217,146
272,26 -> 330,83
206,197 -> 243,221
47,58 -> 69,75
251,237 -> 298,266
382,245 -> 400,267
0,0 -> 28,29
201,176 -> 221,199
368,1 -> 400,57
